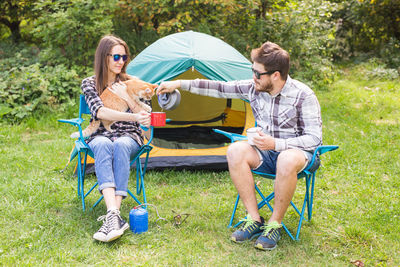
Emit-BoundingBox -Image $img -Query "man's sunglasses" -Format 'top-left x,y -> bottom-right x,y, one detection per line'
251,68 -> 279,79
108,54 -> 128,62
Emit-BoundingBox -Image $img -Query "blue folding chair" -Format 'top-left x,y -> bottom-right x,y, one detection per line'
59,94 -> 154,211
213,129 -> 338,240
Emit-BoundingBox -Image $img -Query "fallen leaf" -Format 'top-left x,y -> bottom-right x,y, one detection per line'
351,260 -> 364,267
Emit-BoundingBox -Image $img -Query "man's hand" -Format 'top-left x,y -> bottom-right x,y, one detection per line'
157,80 -> 181,95
135,110 -> 151,128
252,130 -> 275,150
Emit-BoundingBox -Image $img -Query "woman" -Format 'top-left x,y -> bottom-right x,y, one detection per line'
81,35 -> 151,242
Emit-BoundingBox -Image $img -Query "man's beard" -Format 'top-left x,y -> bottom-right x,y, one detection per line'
255,80 -> 273,93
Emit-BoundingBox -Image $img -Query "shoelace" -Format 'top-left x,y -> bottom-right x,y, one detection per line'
96,215 -> 110,234
239,215 -> 258,232
96,210 -> 121,233
260,221 -> 282,237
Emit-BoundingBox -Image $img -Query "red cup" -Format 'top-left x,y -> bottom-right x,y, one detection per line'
151,112 -> 166,126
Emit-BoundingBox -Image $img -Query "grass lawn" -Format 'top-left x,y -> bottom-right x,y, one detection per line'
0,65 -> 399,266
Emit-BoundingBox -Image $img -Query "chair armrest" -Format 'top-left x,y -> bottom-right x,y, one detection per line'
304,145 -> 339,172
141,125 -> 154,145
58,118 -> 86,140
213,129 -> 248,143
141,119 -> 171,145
58,118 -> 84,127
315,145 -> 339,156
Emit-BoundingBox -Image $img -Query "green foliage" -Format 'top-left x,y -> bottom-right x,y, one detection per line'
33,0 -> 116,67
0,42 -> 82,122
0,0 -> 39,42
243,0 -> 337,89
331,0 -> 400,68
345,58 -> 399,80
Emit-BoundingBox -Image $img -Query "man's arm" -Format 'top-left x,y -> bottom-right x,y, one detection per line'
275,93 -> 322,151
158,79 -> 253,100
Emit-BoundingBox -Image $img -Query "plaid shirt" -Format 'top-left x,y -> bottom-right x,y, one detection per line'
181,76 -> 322,152
81,76 -> 145,146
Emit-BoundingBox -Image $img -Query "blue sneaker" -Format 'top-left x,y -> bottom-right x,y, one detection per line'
254,221 -> 282,250
231,215 -> 264,243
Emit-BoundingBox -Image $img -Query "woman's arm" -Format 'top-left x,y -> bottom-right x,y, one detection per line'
97,107 -> 151,127
109,82 -> 143,113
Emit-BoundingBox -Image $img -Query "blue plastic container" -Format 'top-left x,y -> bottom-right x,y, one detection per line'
129,207 -> 148,234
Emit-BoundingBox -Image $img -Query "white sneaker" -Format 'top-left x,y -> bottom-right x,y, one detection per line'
93,209 -> 129,242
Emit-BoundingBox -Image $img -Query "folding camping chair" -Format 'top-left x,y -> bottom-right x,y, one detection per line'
213,129 -> 338,240
58,94 -> 153,211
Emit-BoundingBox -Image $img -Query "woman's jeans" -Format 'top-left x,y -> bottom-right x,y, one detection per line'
88,136 -> 141,197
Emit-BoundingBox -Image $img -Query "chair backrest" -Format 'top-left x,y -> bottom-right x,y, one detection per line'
79,94 -> 91,118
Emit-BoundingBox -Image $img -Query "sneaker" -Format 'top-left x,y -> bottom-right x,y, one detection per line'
254,221 -> 282,250
93,209 -> 129,242
231,215 -> 264,243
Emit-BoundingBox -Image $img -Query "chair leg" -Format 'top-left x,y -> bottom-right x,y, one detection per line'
76,152 -> 86,211
91,195 -> 103,211
308,173 -> 316,221
135,159 -> 147,204
255,184 -> 297,240
295,193 -> 309,240
228,194 -> 240,228
127,189 -> 141,205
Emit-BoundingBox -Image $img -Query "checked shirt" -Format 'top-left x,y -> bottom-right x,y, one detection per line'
180,76 -> 322,152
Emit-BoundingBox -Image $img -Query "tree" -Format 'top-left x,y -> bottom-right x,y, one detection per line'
33,0 -> 116,67
0,0 -> 38,42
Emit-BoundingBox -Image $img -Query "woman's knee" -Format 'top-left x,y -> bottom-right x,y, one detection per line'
89,136 -> 113,154
114,137 -> 140,156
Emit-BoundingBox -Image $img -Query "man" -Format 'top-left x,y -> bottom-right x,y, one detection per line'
157,41 -> 322,250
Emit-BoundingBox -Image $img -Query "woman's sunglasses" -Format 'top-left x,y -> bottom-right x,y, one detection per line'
108,54 -> 128,62
251,68 -> 279,79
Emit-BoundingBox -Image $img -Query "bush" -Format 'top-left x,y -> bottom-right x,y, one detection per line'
352,58 -> 399,81
0,43 -> 82,122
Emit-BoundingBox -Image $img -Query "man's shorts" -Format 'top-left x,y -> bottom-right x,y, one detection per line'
252,148 -> 320,175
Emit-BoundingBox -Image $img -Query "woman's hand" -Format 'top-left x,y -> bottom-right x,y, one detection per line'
109,82 -> 130,102
157,80 -> 181,95
135,110 -> 151,128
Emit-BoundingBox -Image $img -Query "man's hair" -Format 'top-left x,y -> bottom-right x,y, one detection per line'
94,35 -> 131,95
250,42 -> 290,80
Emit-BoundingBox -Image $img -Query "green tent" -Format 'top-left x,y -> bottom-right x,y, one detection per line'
127,31 -> 254,170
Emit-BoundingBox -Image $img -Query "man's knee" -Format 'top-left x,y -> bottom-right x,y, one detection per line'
227,142 -> 259,168
276,149 -> 306,175
227,142 -> 247,163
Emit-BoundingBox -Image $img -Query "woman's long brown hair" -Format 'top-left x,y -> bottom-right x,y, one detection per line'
94,35 -> 131,95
